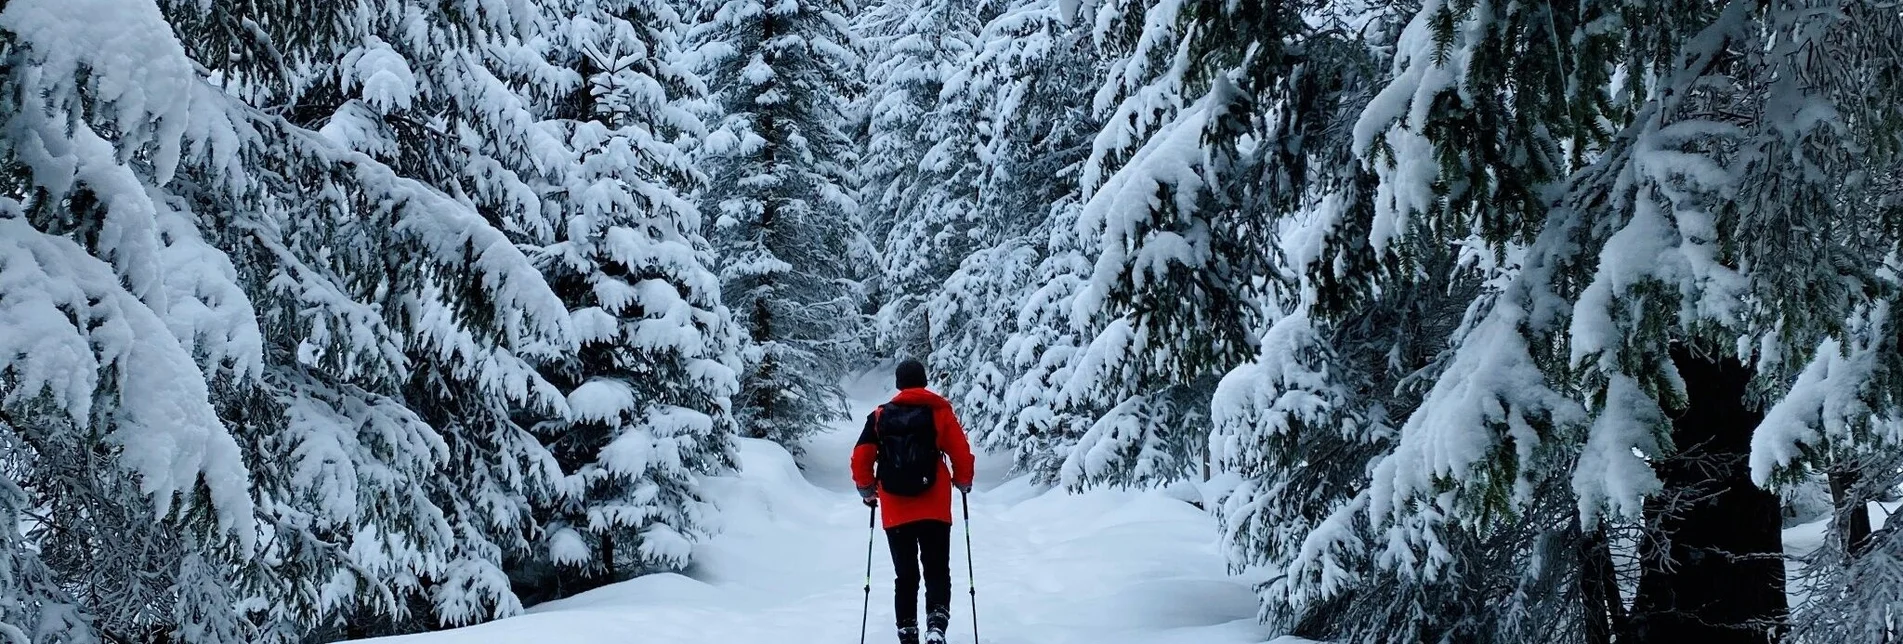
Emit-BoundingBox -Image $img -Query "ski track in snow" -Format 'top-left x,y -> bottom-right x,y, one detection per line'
344,375 -> 1285,644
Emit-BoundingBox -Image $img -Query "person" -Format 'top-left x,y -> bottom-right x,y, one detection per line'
851,359 -> 976,644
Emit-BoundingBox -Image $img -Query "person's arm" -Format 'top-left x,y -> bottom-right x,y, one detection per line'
938,405 -> 976,492
851,409 -> 880,503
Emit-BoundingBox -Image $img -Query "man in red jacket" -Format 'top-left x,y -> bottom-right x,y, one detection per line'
852,359 -> 976,644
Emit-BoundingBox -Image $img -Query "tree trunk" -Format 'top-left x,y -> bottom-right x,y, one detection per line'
1578,521 -> 1625,644
1828,470 -> 1872,557
922,306 -> 934,360
1628,346 -> 1787,644
600,531 -> 617,583
1202,441 -> 1211,483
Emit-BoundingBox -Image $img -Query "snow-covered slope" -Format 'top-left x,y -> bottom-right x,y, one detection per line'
1783,499 -> 1899,610
345,384 -> 1283,644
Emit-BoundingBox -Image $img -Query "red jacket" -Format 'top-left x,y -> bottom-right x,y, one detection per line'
851,388 -> 976,529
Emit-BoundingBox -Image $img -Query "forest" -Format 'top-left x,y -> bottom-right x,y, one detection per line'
1,0 -> 1900,641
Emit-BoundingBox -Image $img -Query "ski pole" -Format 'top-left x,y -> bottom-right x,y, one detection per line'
961,490 -> 978,644
861,505 -> 876,644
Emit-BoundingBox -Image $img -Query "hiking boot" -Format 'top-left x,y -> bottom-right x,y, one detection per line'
924,609 -> 948,643
897,626 -> 919,644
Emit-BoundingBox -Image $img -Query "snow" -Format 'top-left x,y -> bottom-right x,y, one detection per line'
341,389 -> 1274,644
570,307 -> 622,344
152,195 -> 264,382
568,379 -> 638,423
1060,395 -> 1170,487
2,0 -> 246,189
1351,0 -> 1469,254
1367,298 -> 1584,533
351,39 -> 418,114
1783,501 -> 1899,559
1082,0 -> 1193,196
1572,375 -> 1665,524
1783,499 -> 1902,608
548,529 -> 592,567
1750,302 -> 1890,485
1209,313 -> 1344,444
1071,91 -> 1217,324
0,215 -> 257,545
597,427 -> 655,475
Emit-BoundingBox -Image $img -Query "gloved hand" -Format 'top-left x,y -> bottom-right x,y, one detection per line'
859,486 -> 878,508
955,482 -> 972,495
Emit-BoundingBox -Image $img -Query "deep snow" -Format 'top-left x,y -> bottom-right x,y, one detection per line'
1783,499 -> 1899,610
345,376 -> 1285,644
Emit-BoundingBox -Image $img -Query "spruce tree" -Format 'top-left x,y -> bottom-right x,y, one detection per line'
1341,0 -> 1903,641
855,0 -> 984,360
4,0 -> 587,639
927,0 -> 1104,478
1011,0 -> 1299,490
279,1 -> 585,631
521,0 -> 744,600
1,0 -> 268,638
2,0 -> 569,639
927,0 -> 1116,481
689,0 -> 866,449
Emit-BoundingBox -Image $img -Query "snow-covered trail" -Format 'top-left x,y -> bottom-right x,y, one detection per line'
347,379 -> 1279,644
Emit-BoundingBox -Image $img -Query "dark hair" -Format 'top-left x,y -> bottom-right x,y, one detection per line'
895,359 -> 928,390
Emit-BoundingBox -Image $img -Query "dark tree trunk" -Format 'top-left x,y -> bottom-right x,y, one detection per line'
1578,521 -> 1625,644
1828,470 -> 1873,557
600,531 -> 617,582
1628,346 -> 1787,644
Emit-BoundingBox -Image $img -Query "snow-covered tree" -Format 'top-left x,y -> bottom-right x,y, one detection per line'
520,0 -> 745,599
3,0 -> 592,639
689,0 -> 866,449
1212,231 -> 1583,643
1742,7 -> 1903,640
1181,9 -> 1599,638
1032,0 -> 1639,639
924,0 -> 1109,478
855,0 -> 985,360
1326,0 -> 1903,640
1003,0 -> 1317,491
974,0 -> 1193,487
987,206 -> 1103,480
0,0 -> 272,638
3,0 -> 527,640
269,1 -> 587,632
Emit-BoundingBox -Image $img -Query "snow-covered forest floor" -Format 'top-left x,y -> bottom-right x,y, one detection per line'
331,373 -> 1901,644
1785,501 -> 1898,608
345,376 -> 1286,644
331,388 -> 1896,644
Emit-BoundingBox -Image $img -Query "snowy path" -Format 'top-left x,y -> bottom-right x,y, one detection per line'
348,384 -> 1278,644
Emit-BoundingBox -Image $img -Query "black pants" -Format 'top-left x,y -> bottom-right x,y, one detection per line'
886,520 -> 951,633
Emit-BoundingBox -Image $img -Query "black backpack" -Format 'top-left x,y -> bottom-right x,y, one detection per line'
873,403 -> 940,496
